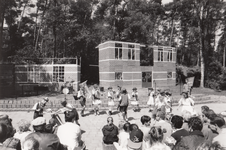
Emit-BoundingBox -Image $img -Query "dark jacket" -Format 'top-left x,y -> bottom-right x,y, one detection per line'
102,124 -> 119,144
171,128 -> 189,144
173,130 -> 205,150
25,132 -> 65,150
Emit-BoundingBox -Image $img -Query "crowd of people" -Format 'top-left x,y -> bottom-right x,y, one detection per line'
0,84 -> 226,150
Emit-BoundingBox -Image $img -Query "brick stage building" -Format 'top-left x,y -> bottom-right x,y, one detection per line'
97,41 -> 176,90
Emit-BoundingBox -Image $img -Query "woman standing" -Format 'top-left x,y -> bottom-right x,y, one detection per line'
177,91 -> 195,115
107,87 -> 115,115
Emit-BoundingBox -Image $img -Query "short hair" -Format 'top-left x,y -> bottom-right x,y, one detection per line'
129,124 -> 139,131
45,124 -> 53,133
156,111 -> 166,120
17,119 -> 31,132
33,125 -> 45,133
171,115 -> 183,129
149,126 -> 164,143
23,137 -> 39,150
182,110 -> 192,121
209,141 -> 223,150
140,115 -> 151,125
205,109 -> 217,121
0,123 -> 8,143
210,116 -> 225,128
123,122 -> 131,132
107,117 -> 113,124
118,120 -> 126,131
188,117 -> 203,131
201,105 -> 209,112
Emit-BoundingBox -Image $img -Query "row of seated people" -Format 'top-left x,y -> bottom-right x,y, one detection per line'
0,105 -> 225,150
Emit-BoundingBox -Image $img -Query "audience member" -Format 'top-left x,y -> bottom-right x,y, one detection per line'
173,116 -> 205,150
211,116 -> 226,149
0,123 -> 16,150
26,117 -> 64,150
182,110 -> 192,131
22,137 -> 39,150
171,115 -> 189,144
201,109 -> 218,144
13,119 -> 32,150
127,129 -> 143,150
146,126 -> 171,150
102,117 -> 119,145
153,111 -> 172,142
57,110 -> 84,150
113,122 -> 130,150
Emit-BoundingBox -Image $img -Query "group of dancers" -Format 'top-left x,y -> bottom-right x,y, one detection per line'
31,83 -> 196,123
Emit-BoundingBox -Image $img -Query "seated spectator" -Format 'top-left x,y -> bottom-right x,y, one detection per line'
114,122 -> 130,149
182,110 -> 192,131
139,115 -> 151,149
171,115 -> 189,144
0,123 -> 15,150
153,111 -> 172,142
13,119 -> 32,150
102,117 -> 119,145
118,120 -> 126,133
0,115 -> 21,150
127,129 -> 143,150
129,124 -> 139,132
201,109 -> 218,144
22,137 -> 39,150
211,116 -> 226,149
26,117 -> 64,150
173,116 -> 205,150
146,126 -> 171,150
201,105 -> 210,114
57,110 -> 84,150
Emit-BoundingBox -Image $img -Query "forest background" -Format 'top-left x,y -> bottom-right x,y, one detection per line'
0,0 -> 226,90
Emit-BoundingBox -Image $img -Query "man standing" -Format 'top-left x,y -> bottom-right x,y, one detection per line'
102,117 -> 119,145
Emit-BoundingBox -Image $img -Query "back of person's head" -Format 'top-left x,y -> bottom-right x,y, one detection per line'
32,117 -> 46,133
171,115 -> 183,129
0,114 -> 14,138
45,124 -> 53,133
107,117 -> 113,125
182,110 -> 192,121
64,110 -> 77,122
23,137 -> 39,150
61,100 -> 67,107
188,116 -> 203,131
156,111 -> 166,120
205,109 -> 217,121
129,124 -> 139,131
149,126 -> 164,143
123,122 -> 131,132
0,123 -> 8,143
17,119 -> 31,132
140,115 -> 151,125
210,116 -> 226,128
118,120 -> 126,131
201,105 -> 209,112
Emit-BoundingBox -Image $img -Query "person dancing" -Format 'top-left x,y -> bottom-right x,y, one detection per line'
92,84 -> 102,116
77,84 -> 86,117
147,87 -> 155,112
107,87 -> 115,115
31,97 -> 49,119
118,88 -> 129,121
177,91 -> 195,115
130,87 -> 140,112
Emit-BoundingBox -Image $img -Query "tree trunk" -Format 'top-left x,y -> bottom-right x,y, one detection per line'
199,20 -> 204,88
0,0 -> 6,61
169,18 -> 174,46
